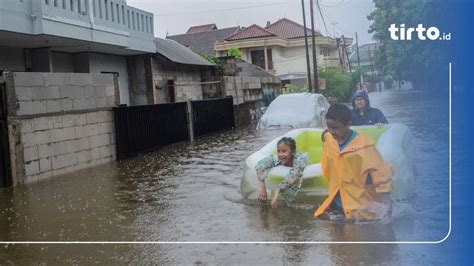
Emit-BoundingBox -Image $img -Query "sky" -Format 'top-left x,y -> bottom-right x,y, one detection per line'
127,0 -> 376,45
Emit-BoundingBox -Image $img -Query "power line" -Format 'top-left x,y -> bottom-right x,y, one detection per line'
315,0 -> 330,36
155,2 -> 288,17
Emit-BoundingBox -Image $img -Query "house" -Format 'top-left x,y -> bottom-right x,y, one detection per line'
214,18 -> 353,87
152,38 -> 218,103
350,43 -> 378,75
0,0 -> 155,106
167,25 -> 240,55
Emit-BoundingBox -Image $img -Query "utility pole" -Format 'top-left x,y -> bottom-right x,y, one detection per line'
368,46 -> 379,92
331,22 -> 337,37
341,35 -> 351,72
309,0 -> 319,92
355,32 -> 363,87
301,0 -> 313,92
336,37 -> 343,69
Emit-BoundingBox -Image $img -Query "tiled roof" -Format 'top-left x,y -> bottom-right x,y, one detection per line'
154,38 -> 213,66
167,27 -> 240,54
265,18 -> 320,39
224,24 -> 276,41
186,24 -> 218,34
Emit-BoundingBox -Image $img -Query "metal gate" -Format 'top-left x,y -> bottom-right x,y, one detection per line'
0,79 -> 12,187
192,96 -> 235,138
113,102 -> 189,160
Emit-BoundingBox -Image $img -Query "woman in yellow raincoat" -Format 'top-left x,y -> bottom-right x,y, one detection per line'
314,103 -> 394,221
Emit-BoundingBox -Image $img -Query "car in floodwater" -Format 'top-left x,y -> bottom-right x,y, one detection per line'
256,93 -> 330,130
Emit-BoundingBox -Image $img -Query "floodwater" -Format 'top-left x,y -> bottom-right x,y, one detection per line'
0,89 -> 451,264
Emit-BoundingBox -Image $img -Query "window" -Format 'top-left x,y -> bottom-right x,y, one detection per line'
251,49 -> 273,70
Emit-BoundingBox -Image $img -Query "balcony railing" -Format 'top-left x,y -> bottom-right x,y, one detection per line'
0,0 -> 155,53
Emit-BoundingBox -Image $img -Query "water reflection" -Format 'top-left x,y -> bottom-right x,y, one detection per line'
0,90 -> 450,263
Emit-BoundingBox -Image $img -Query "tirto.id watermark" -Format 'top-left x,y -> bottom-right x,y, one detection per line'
389,24 -> 451,41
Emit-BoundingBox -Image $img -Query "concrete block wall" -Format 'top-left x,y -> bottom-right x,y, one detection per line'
222,76 -> 281,105
13,72 -> 117,116
20,111 -> 115,183
7,72 -> 119,184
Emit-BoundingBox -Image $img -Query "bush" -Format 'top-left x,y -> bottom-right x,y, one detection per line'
284,84 -> 308,94
227,47 -> 242,59
197,52 -> 224,75
319,67 -> 352,102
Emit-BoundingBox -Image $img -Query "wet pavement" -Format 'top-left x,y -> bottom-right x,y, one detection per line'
0,89 -> 451,264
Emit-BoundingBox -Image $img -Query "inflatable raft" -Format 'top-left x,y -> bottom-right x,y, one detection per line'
241,124 -> 415,202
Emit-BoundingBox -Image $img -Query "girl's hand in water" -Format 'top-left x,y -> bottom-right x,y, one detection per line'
258,181 -> 268,202
258,190 -> 267,202
271,199 -> 278,208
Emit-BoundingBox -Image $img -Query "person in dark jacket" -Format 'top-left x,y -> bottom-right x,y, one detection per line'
351,90 -> 388,126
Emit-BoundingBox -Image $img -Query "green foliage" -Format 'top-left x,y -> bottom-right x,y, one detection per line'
197,52 -> 224,75
367,0 -> 450,90
319,67 -> 353,102
227,47 -> 242,59
284,84 -> 308,94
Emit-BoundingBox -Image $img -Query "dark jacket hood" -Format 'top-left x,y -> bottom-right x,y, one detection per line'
352,90 -> 371,109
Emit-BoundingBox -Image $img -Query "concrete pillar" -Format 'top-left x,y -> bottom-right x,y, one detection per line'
187,100 -> 194,142
30,48 -> 53,72
264,46 -> 269,71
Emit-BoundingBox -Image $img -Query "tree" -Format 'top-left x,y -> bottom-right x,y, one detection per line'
367,0 -> 451,90
319,67 -> 352,101
227,47 -> 242,59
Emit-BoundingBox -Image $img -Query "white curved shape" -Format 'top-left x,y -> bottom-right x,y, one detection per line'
241,124 -> 415,202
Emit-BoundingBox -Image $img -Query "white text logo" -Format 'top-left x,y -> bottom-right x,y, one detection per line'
388,24 -> 451,41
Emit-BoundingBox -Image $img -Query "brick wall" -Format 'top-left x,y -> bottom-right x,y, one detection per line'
6,72 -> 119,184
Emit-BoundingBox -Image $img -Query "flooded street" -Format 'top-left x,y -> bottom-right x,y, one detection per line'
0,89 -> 451,264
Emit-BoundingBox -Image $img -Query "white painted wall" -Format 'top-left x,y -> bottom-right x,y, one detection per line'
89,53 -> 129,105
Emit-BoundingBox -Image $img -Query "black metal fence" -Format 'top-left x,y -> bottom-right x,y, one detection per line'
113,102 -> 189,160
192,96 -> 235,138
0,79 -> 12,187
114,97 -> 235,160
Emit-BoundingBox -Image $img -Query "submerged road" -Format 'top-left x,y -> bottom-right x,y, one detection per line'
0,89 -> 451,264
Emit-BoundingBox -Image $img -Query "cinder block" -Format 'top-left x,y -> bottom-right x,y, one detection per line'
95,85 -> 107,97
72,98 -> 95,110
25,160 -> 40,176
248,82 -> 261,89
96,97 -> 108,108
71,114 -> 87,127
78,149 -> 93,164
21,120 -> 34,134
60,85 -> 84,98
105,85 -> 115,96
50,127 -> 76,143
50,141 -> 66,156
17,101 -> 47,116
46,100 -> 60,113
16,87 -> 32,101
22,131 -> 50,147
91,147 -> 101,160
92,74 -> 114,85
59,99 -> 73,112
106,96 -> 116,107
33,117 -> 54,131
86,112 -> 107,124
53,116 -> 63,129
98,122 -> 113,134
90,134 -> 111,148
38,144 -> 51,159
14,72 -> 45,87
65,138 -> 89,153
39,158 -> 51,173
46,86 -> 61,99
51,168 -> 66,177
30,86 -> 48,100
52,153 -> 77,169
75,124 -> 98,138
70,73 -> 93,86
44,73 -> 70,86
84,85 -> 95,97
100,145 -> 112,158
24,146 -> 39,162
